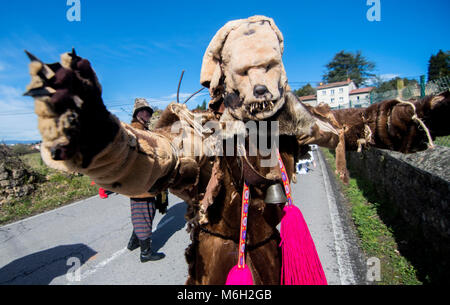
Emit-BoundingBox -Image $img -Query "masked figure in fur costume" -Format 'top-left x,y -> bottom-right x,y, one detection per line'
24,16 -> 449,284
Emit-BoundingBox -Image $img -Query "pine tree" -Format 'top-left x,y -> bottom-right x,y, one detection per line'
323,50 -> 376,87
427,50 -> 450,82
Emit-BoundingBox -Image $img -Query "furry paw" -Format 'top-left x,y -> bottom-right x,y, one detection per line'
24,50 -> 118,166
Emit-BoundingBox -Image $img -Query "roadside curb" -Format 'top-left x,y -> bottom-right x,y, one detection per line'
316,149 -> 362,285
0,195 -> 99,229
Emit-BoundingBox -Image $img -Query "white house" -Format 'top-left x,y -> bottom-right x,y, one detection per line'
296,79 -> 375,109
316,79 -> 357,109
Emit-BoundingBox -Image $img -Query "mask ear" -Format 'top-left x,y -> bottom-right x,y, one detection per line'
199,49 -> 218,90
280,61 -> 289,91
200,19 -> 243,90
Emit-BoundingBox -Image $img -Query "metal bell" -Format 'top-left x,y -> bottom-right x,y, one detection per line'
264,183 -> 288,204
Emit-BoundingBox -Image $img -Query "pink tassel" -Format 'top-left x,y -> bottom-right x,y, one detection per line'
280,204 -> 327,285
226,264 -> 254,285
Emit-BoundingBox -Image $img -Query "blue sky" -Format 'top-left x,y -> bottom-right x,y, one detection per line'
0,0 -> 449,141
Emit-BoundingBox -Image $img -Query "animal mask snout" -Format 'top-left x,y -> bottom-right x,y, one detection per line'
253,85 -> 268,98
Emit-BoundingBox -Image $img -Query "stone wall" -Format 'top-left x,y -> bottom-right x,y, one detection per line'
0,147 -> 39,206
347,146 -> 449,242
346,146 -> 450,281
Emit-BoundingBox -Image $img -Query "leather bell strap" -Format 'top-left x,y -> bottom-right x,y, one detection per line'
237,182 -> 250,268
277,148 -> 293,206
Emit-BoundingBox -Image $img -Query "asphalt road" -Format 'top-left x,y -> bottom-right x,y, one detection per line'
0,149 -> 366,285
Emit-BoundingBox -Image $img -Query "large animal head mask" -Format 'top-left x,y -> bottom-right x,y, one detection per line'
200,16 -> 289,121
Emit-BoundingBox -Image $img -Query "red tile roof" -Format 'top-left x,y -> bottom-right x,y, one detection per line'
298,94 -> 317,101
349,87 -> 375,95
317,79 -> 352,89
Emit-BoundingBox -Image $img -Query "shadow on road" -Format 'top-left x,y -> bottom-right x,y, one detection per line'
152,201 -> 187,252
0,244 -> 97,285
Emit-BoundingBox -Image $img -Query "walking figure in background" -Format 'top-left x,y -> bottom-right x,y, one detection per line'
296,145 -> 317,175
309,144 -> 317,168
126,98 -> 166,262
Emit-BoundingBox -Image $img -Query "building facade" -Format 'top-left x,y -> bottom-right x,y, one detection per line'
316,79 -> 357,109
298,94 -> 317,106
296,79 -> 374,109
349,87 -> 374,108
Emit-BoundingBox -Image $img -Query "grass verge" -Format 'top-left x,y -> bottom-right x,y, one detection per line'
0,153 -> 98,225
435,135 -> 450,147
321,148 -> 421,285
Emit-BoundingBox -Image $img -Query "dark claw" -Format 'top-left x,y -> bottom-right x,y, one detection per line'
69,48 -> 77,57
47,62 -> 63,73
24,50 -> 57,80
24,50 -> 42,63
23,87 -> 56,97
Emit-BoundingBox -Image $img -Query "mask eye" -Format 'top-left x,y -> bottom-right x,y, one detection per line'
237,67 -> 248,76
266,62 -> 278,72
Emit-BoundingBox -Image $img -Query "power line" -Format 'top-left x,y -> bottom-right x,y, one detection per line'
0,111 -> 35,117
3,77 -> 425,117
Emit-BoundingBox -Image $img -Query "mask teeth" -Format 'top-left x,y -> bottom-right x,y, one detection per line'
248,101 -> 276,115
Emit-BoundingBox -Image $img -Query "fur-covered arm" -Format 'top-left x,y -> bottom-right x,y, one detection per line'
330,92 -> 450,153
25,51 -> 197,197
302,91 -> 450,182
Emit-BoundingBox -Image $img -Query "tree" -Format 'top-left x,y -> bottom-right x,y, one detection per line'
374,77 -> 418,93
293,83 -> 316,97
195,99 -> 207,111
427,50 -> 450,82
323,50 -> 376,87
372,77 -> 419,101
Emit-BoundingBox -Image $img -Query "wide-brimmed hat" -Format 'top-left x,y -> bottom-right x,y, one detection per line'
132,98 -> 154,118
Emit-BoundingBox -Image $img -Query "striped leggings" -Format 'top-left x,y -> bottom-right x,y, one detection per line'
130,197 -> 156,240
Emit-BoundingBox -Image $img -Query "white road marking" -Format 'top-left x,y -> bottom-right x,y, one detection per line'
75,213 -> 177,283
317,150 -> 357,285
79,247 -> 128,281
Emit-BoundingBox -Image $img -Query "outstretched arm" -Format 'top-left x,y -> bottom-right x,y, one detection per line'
298,91 -> 450,182
25,51 -> 197,198
330,93 -> 450,152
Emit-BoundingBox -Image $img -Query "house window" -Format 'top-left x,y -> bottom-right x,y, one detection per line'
331,98 -> 335,103
322,90 -> 326,95
330,89 -> 335,95
339,97 -> 343,102
339,88 -> 343,93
